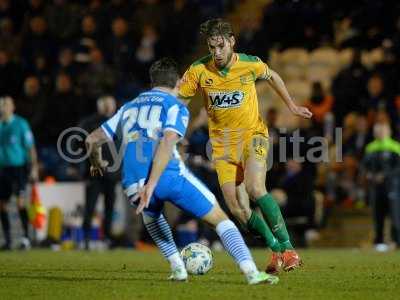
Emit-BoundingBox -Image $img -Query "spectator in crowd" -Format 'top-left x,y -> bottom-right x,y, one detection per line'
0,0 -> 399,249
0,96 -> 39,250
132,0 -> 165,32
361,120 -> 400,251
332,50 -> 369,125
104,16 -> 141,102
277,158 -> 316,246
132,24 -> 161,85
0,18 -> 20,58
75,15 -> 101,63
84,0 -> 107,33
236,14 -> 265,57
42,72 -> 81,145
46,0 -> 80,43
0,49 -> 22,97
283,118 -> 319,207
372,40 -> 399,98
79,96 -> 119,249
341,113 -> 358,150
28,53 -> 52,89
364,73 -> 394,126
306,82 -> 334,133
265,107 -> 279,145
106,0 -> 134,21
265,107 -> 285,190
22,0 -> 47,28
160,0 -> 200,62
333,154 -> 359,206
393,16 -> 400,55
342,114 -> 370,159
105,17 -> 133,76
55,47 -> 79,80
334,17 -> 361,49
0,0 -> 24,32
78,48 -> 115,111
16,75 -> 46,140
21,16 -> 55,68
391,95 -> 400,140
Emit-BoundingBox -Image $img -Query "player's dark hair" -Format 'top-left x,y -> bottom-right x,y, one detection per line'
149,58 -> 180,88
199,18 -> 235,39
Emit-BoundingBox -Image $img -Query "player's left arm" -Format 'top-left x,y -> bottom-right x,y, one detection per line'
254,58 -> 312,119
265,69 -> 312,119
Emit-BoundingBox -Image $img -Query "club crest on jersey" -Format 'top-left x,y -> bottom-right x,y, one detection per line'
208,91 -> 244,109
205,78 -> 213,86
240,74 -> 254,85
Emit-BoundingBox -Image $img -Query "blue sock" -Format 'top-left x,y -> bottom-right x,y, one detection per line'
143,214 -> 183,267
216,220 -> 257,274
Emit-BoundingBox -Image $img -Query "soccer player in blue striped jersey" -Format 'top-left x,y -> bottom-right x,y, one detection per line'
85,58 -> 279,285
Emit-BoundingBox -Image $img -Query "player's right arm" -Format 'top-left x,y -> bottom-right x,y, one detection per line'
85,127 -> 109,176
86,107 -> 123,176
178,65 -> 200,104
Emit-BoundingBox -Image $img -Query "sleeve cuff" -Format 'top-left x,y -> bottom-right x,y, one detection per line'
163,127 -> 184,138
259,64 -> 272,80
101,124 -> 115,140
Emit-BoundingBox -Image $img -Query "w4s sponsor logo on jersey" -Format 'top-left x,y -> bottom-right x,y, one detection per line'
208,91 -> 244,109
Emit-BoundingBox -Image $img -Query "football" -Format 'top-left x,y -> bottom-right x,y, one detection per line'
181,243 -> 213,275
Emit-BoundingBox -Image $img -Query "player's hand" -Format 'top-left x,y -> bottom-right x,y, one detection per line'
136,184 -> 155,215
290,105 -> 313,119
89,160 -> 109,177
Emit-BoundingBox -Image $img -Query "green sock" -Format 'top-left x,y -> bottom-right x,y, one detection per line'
247,211 -> 281,252
256,193 -> 294,250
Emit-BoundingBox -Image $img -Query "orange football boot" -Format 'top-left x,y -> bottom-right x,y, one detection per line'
282,250 -> 302,271
265,252 -> 283,274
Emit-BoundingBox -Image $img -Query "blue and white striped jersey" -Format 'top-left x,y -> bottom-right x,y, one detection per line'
101,89 -> 190,195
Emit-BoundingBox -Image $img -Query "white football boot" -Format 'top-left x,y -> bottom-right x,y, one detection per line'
246,270 -> 279,285
168,265 -> 188,282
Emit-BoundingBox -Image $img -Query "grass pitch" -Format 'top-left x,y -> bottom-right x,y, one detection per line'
0,249 -> 399,300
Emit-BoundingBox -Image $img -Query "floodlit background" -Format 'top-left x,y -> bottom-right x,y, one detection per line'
1,0 -> 400,251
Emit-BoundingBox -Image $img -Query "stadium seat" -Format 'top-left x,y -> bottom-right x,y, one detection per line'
308,47 -> 339,81
361,47 -> 384,68
256,82 -> 279,116
306,64 -> 336,84
280,48 -> 309,80
285,79 -> 312,104
338,48 -> 354,68
268,49 -> 283,74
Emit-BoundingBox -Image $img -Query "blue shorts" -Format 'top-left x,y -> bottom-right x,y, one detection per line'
129,171 -> 216,219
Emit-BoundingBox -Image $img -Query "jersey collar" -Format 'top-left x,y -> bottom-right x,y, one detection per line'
215,53 -> 238,77
151,87 -> 175,96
